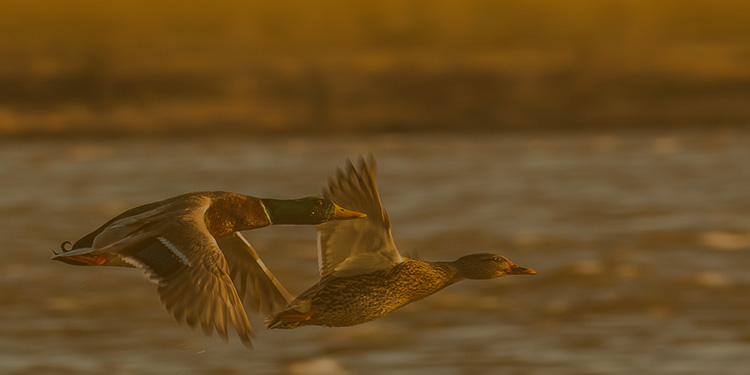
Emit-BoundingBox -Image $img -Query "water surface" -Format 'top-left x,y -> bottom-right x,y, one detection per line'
2,131 -> 749,374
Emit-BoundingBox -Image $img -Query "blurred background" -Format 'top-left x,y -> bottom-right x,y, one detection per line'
2,1 -> 750,375
1,0 -> 749,135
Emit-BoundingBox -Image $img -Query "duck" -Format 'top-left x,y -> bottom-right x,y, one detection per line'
51,191 -> 366,347
266,156 -> 536,329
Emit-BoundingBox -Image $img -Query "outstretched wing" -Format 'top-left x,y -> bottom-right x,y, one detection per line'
87,195 -> 255,347
317,155 -> 403,278
216,232 -> 294,314
145,234 -> 254,347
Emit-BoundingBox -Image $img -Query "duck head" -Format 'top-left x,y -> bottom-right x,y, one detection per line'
453,253 -> 536,280
261,197 -> 366,225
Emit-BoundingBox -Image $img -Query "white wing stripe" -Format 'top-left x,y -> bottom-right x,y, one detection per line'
122,256 -> 165,285
158,236 -> 192,266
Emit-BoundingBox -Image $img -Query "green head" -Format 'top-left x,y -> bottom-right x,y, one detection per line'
261,197 -> 366,225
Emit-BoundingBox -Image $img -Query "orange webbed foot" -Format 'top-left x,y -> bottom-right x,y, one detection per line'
277,307 -> 316,322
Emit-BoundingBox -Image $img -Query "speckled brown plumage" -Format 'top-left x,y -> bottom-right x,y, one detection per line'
268,258 -> 456,328
265,156 -> 536,330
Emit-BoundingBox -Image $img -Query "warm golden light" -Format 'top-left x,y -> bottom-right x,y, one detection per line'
1,0 -> 748,135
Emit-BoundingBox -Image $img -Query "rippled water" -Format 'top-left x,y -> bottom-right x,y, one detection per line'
2,130 -> 750,374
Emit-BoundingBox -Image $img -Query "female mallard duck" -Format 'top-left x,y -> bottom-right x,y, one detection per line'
266,157 -> 536,329
51,191 -> 365,346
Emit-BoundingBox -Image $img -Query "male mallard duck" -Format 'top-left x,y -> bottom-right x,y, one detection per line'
266,157 -> 536,329
51,191 -> 365,346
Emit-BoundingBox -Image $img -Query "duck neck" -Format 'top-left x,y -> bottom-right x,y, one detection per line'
444,258 -> 493,282
430,261 -> 466,285
260,198 -> 314,225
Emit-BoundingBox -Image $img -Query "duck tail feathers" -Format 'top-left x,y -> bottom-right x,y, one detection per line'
49,246 -> 101,266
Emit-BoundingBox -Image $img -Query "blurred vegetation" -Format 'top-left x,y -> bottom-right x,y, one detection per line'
1,0 -> 749,136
